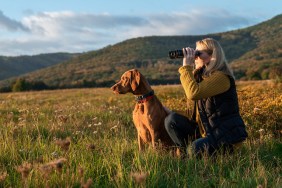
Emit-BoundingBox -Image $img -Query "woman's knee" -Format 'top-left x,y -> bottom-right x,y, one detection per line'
164,112 -> 177,131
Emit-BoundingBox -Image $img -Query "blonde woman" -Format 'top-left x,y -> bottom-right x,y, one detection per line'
164,38 -> 248,156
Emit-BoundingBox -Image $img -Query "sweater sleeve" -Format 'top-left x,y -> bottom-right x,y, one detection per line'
178,66 -> 230,100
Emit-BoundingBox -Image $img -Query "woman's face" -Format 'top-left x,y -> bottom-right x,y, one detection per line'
195,46 -> 212,69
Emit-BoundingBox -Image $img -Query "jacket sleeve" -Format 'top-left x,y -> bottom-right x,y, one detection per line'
178,66 -> 230,100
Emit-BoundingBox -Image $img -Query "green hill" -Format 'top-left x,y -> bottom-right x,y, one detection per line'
0,53 -> 78,80
230,14 -> 282,80
1,14 -> 281,91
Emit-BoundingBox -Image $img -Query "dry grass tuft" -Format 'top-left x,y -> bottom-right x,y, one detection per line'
78,166 -> 84,178
130,171 -> 148,184
16,162 -> 32,180
39,158 -> 68,178
0,171 -> 8,182
81,178 -> 93,188
86,144 -> 96,151
78,166 -> 93,188
48,158 -> 67,173
55,137 -> 71,151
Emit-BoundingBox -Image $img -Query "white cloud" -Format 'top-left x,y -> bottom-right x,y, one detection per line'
0,9 -> 255,56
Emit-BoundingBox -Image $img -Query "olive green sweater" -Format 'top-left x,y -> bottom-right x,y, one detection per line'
179,66 -> 230,100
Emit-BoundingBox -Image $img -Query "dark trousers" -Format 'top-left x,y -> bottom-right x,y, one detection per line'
164,112 -> 233,156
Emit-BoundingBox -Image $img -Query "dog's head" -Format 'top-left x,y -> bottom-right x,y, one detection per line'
111,69 -> 141,94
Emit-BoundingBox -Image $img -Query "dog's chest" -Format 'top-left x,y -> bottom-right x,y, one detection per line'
133,104 -> 145,115
133,103 -> 155,120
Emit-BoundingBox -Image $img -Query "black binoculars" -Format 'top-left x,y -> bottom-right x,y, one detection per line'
168,49 -> 202,59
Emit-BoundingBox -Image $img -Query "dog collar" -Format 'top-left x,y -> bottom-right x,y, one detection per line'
135,90 -> 154,103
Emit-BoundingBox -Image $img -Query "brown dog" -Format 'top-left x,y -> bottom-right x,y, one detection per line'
111,69 -> 174,151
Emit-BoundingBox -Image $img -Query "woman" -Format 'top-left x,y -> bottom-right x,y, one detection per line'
164,38 -> 248,156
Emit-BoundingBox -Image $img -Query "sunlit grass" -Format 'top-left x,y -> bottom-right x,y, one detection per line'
0,81 -> 281,187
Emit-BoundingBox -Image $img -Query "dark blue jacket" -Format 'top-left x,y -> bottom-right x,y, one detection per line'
197,76 -> 248,145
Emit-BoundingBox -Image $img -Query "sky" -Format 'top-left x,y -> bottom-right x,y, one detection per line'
0,0 -> 281,56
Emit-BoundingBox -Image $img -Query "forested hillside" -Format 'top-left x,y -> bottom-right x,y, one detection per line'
0,53 -> 78,80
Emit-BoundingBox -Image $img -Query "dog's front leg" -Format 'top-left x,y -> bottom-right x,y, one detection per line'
149,130 -> 156,149
138,134 -> 145,151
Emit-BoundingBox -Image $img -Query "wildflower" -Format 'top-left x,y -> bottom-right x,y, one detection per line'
253,107 -> 260,114
258,129 -> 265,133
19,149 -> 25,153
54,109 -> 63,113
94,122 -> 102,126
130,172 -> 148,184
16,162 -> 32,180
110,125 -> 118,130
51,151 -> 59,158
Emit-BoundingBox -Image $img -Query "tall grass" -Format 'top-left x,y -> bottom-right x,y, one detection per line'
0,81 -> 281,187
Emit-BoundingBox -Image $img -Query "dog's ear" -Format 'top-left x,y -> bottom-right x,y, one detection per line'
130,69 -> 140,91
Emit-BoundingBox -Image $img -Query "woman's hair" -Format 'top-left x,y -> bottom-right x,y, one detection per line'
196,38 -> 234,79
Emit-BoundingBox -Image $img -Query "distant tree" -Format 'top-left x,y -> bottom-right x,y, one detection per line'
11,79 -> 49,92
269,66 -> 282,83
82,79 -> 96,87
12,78 -> 30,92
247,71 -> 262,80
30,81 -> 49,90
233,69 -> 246,80
0,86 -> 12,92
260,69 -> 269,80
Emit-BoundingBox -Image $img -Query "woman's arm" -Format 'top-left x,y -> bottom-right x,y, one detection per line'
179,66 -> 230,100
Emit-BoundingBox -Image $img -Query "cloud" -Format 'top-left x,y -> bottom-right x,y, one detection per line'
0,9 -> 255,56
122,9 -> 251,37
0,11 -> 29,32
21,11 -> 148,37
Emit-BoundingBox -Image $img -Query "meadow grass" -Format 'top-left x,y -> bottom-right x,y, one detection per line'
0,81 -> 281,187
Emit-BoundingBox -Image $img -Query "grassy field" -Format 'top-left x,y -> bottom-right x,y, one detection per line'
0,81 -> 281,187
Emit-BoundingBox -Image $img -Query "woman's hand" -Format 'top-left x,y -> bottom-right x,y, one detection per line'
182,47 -> 195,66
